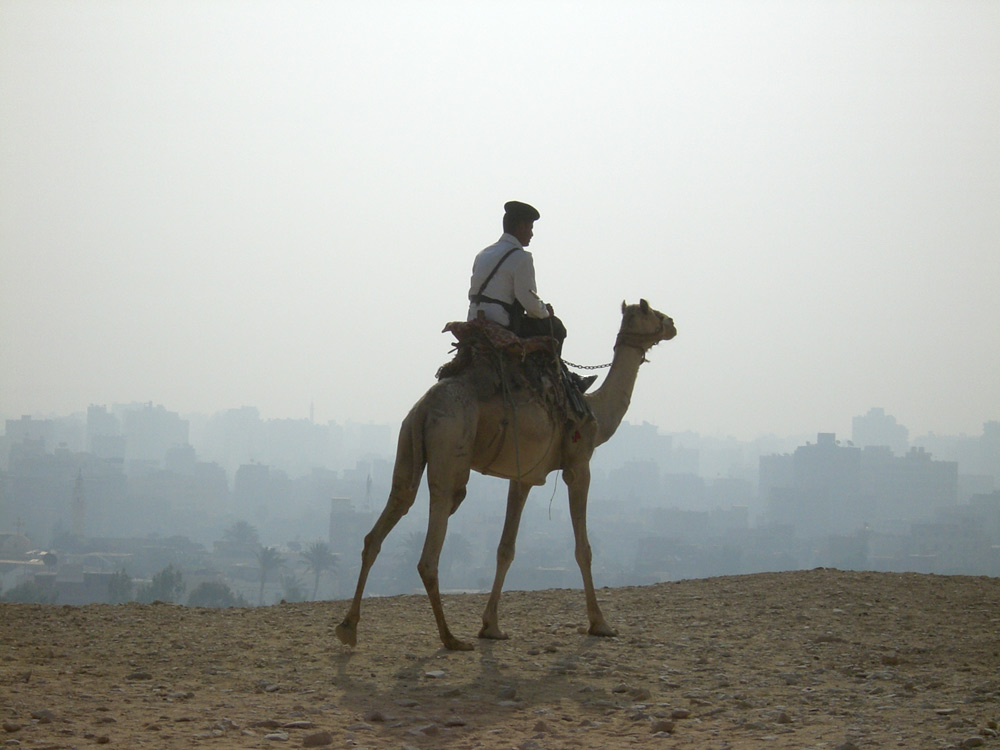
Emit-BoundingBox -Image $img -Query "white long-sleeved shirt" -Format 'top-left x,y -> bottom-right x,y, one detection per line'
466,233 -> 550,327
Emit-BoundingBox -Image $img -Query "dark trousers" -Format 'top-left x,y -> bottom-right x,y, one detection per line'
517,314 -> 567,353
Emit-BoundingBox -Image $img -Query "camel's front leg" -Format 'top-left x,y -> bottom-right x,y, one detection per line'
565,465 -> 618,638
479,480 -> 530,640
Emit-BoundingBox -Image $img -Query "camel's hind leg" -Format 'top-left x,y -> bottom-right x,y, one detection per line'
335,421 -> 422,646
565,464 -> 617,637
334,484 -> 417,646
479,479 -> 530,640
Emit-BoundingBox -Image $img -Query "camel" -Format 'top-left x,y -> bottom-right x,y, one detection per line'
335,299 -> 677,651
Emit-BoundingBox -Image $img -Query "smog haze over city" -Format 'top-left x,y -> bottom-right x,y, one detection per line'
2,1 -> 998,443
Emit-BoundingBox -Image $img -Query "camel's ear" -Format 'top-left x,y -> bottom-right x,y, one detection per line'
621,300 -> 627,314
640,299 -> 649,314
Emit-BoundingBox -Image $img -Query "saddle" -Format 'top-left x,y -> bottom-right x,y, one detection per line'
437,317 -> 593,422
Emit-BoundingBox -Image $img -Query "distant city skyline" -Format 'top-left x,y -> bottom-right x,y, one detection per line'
5,401 -> 999,517
2,400 -> 997,444
3,393 -> 997,597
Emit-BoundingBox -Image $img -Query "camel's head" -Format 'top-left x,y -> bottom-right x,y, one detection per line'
617,299 -> 676,355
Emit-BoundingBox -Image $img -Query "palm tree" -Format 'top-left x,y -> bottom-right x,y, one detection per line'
255,546 -> 284,605
300,540 -> 338,600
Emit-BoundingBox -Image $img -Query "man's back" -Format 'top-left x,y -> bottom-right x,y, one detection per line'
467,233 -> 546,327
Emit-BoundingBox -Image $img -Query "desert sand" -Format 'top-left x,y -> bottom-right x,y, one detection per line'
2,569 -> 999,749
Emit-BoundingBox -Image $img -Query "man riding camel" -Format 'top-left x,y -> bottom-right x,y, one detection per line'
467,201 -> 596,393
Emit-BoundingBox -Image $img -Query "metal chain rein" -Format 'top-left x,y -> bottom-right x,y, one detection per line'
561,358 -> 612,371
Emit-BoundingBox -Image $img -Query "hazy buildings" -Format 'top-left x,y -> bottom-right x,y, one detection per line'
86,405 -> 124,462
2,404 -> 999,602
121,403 -> 189,468
761,432 -> 958,538
5,415 -> 56,446
852,407 -> 909,454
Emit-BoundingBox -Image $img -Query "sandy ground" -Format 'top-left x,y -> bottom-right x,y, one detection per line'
2,569 -> 999,749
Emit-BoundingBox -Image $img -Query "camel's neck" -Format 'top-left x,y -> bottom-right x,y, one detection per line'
585,342 -> 647,448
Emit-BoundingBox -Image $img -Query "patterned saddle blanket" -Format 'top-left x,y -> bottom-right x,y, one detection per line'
437,318 -> 587,421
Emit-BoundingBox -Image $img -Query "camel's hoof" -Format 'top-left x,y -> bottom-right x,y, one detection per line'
478,624 -> 510,641
334,621 -> 357,647
588,621 -> 619,638
444,637 -> 475,652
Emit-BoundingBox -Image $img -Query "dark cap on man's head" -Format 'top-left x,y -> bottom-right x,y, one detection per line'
504,201 -> 540,222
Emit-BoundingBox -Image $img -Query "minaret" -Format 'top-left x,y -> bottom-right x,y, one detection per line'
71,469 -> 86,538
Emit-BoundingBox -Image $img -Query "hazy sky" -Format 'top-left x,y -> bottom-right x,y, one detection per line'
2,1 -> 998,441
